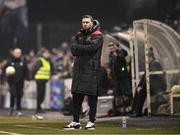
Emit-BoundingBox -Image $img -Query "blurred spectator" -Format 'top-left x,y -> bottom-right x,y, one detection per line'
61,41 -> 69,52
131,47 -> 167,117
61,51 -> 73,78
25,49 -> 36,62
172,19 -> 180,34
50,48 -> 73,78
25,49 -> 38,80
107,42 -> 132,116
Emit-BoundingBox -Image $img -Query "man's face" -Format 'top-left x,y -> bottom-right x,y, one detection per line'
43,51 -> 51,59
82,18 -> 93,30
13,48 -> 22,58
107,45 -> 115,53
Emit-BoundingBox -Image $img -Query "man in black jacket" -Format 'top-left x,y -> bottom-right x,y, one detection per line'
131,48 -> 167,116
64,15 -> 103,130
108,43 -> 131,116
4,48 -> 29,116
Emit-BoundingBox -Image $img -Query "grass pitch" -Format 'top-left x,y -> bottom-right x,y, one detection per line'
0,116 -> 180,134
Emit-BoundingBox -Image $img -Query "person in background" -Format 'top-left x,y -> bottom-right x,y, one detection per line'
3,48 -> 29,116
64,15 -> 103,130
131,47 -> 167,117
32,48 -> 52,113
108,42 -> 132,116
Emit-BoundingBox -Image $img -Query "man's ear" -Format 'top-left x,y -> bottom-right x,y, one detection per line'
90,21 -> 94,28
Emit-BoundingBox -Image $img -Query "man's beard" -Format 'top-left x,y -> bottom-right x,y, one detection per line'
83,27 -> 90,30
83,26 -> 93,31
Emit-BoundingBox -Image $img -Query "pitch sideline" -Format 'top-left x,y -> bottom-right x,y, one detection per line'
0,130 -> 24,135
16,124 -> 63,132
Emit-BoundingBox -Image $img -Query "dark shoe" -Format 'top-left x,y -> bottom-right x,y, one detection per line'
63,121 -> 81,130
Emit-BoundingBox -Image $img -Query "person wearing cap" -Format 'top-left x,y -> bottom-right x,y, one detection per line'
64,15 -> 103,130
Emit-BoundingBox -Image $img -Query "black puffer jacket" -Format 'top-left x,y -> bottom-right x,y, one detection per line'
71,20 -> 103,96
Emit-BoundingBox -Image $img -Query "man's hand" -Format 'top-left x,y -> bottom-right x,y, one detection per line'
107,89 -> 113,95
107,45 -> 118,56
136,87 -> 142,93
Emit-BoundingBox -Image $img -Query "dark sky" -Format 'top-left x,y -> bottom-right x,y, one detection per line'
27,0 -> 179,24
27,0 -> 120,23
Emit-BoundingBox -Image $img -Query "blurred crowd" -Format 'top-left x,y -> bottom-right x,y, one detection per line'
24,44 -> 74,80
0,39 -> 134,115
0,49 -> 74,81
164,17 -> 180,34
0,43 -> 74,110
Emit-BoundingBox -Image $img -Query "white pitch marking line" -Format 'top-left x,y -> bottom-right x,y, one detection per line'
0,130 -> 24,135
16,125 -> 63,132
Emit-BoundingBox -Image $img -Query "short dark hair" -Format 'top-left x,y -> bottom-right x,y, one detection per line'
38,47 -> 49,56
13,47 -> 21,51
82,15 -> 93,22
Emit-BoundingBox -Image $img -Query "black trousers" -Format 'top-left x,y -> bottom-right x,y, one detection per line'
8,81 -> 24,111
73,93 -> 97,123
132,89 -> 146,115
36,80 -> 47,110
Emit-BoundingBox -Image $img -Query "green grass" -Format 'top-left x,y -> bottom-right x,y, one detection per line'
0,116 -> 180,134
